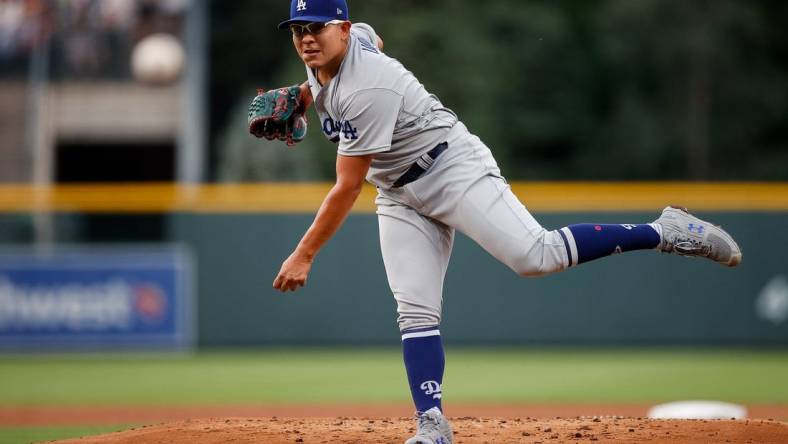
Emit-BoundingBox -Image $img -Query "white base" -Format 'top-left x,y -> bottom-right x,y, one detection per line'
647,400 -> 747,420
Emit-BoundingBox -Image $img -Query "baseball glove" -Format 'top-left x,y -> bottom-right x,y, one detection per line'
248,86 -> 308,146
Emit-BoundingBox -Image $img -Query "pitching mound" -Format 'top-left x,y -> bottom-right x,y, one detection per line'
53,416 -> 788,443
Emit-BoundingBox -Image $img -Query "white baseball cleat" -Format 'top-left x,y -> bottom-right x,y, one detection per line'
653,206 -> 742,267
404,407 -> 453,444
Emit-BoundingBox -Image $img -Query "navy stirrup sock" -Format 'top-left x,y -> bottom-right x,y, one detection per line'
561,224 -> 661,266
401,326 -> 445,413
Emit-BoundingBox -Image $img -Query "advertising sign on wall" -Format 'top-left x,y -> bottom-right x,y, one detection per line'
0,246 -> 194,350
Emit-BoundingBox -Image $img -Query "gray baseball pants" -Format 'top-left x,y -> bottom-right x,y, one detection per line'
376,122 -> 571,332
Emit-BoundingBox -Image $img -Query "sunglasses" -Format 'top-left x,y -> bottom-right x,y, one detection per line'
289,20 -> 345,37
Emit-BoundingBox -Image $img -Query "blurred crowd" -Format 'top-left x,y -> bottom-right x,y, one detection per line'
0,0 -> 188,79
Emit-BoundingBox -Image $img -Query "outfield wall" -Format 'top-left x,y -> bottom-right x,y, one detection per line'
0,183 -> 787,346
172,212 -> 788,345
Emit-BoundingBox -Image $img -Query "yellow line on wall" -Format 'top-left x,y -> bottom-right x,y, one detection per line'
0,182 -> 786,213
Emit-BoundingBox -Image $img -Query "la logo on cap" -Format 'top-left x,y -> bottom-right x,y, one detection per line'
297,0 -> 307,12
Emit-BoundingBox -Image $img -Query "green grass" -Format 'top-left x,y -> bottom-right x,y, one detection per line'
0,425 -> 127,444
1,348 -> 787,406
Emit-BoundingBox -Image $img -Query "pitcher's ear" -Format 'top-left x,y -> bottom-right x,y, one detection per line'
341,21 -> 352,40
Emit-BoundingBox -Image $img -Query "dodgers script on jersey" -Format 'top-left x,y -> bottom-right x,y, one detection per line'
305,23 -> 458,188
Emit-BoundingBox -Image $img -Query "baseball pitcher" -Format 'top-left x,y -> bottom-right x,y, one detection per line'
248,1 -> 742,442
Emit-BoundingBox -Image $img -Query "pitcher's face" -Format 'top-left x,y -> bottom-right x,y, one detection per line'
291,21 -> 351,69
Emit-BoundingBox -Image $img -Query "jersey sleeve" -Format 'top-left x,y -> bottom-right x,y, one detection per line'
351,23 -> 381,49
336,88 -> 403,156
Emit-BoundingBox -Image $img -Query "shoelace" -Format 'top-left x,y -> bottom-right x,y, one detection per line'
667,238 -> 710,256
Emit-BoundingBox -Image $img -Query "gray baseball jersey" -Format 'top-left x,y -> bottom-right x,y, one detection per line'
305,23 -> 571,332
306,23 -> 458,189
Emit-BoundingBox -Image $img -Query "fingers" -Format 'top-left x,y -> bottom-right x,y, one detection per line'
260,119 -> 292,142
272,274 -> 284,290
275,280 -> 304,292
272,273 -> 306,293
284,117 -> 296,147
273,253 -> 311,293
248,87 -> 298,139
263,119 -> 278,140
249,117 -> 267,138
253,118 -> 303,146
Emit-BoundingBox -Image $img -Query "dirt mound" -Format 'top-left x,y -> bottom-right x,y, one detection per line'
53,416 -> 788,443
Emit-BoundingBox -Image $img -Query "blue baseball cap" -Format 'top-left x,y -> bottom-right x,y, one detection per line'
278,0 -> 349,29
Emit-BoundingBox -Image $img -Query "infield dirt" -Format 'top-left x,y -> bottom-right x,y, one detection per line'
52,416 -> 788,443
